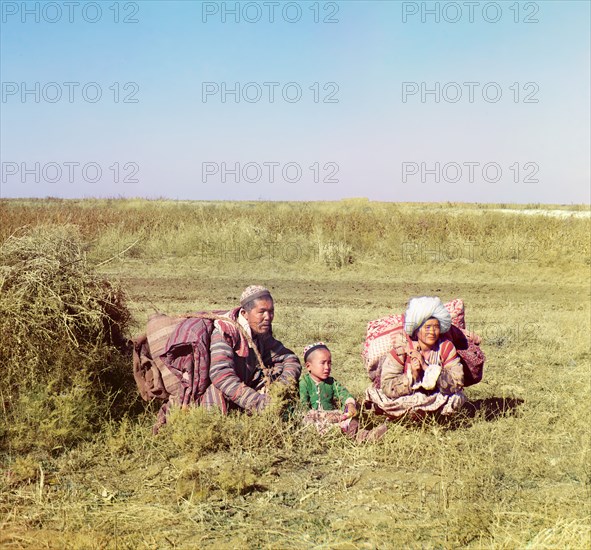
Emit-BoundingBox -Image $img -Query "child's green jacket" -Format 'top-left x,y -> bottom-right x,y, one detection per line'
299,373 -> 353,411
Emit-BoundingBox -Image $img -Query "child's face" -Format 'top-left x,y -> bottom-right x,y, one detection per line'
306,348 -> 332,383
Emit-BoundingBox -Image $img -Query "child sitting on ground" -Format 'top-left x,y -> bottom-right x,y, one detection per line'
299,342 -> 387,442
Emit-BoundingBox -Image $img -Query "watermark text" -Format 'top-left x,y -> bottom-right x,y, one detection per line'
202,1 -> 339,23
401,241 -> 539,264
202,161 -> 339,184
401,2 -> 539,24
202,82 -> 339,103
2,81 -> 139,103
1,161 -> 139,184
401,81 -> 539,103
1,1 -> 139,23
401,162 -> 539,184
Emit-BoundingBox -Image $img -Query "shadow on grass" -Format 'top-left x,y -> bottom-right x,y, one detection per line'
438,397 -> 525,430
366,396 -> 525,432
463,397 -> 524,421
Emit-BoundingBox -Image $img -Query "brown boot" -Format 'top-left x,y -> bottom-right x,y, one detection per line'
344,418 -> 360,439
355,422 -> 388,443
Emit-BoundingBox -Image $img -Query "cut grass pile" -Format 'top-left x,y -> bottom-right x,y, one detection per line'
0,225 -> 132,456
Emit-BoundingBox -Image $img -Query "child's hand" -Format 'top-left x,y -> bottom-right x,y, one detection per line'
342,402 -> 358,419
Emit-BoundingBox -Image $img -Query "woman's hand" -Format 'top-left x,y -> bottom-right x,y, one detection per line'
408,349 -> 425,382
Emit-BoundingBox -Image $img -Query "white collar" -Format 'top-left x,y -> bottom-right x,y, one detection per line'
237,312 -> 254,347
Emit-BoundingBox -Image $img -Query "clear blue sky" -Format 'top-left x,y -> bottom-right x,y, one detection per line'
1,0 -> 589,202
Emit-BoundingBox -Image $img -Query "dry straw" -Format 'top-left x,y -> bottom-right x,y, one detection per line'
0,225 -> 132,454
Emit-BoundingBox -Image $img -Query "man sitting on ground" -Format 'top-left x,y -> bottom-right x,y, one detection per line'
200,285 -> 302,413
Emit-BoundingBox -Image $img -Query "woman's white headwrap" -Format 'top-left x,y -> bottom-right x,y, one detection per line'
404,297 -> 452,336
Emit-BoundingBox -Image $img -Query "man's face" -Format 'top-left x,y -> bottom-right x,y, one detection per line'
241,298 -> 274,336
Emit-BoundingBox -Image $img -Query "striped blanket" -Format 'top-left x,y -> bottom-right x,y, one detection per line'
132,308 -> 249,431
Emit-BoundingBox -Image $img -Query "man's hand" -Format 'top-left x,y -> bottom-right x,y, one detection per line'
254,394 -> 271,412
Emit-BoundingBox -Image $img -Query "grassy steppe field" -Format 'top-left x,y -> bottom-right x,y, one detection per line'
0,199 -> 589,549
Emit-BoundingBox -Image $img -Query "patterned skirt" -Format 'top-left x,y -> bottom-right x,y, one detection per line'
302,409 -> 352,434
364,387 -> 466,419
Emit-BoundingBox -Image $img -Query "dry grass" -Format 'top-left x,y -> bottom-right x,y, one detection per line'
0,199 -> 588,273
0,200 -> 589,549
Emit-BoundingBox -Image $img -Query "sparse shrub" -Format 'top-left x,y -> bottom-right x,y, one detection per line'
175,452 -> 261,501
445,502 -> 493,546
167,407 -> 231,458
4,374 -> 98,454
164,382 -> 300,460
164,382 -> 322,501
3,455 -> 40,486
316,239 -> 354,269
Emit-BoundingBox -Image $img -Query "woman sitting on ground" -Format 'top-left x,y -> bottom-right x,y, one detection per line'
365,296 -> 465,418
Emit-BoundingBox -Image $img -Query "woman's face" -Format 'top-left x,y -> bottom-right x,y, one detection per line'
416,318 -> 440,348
